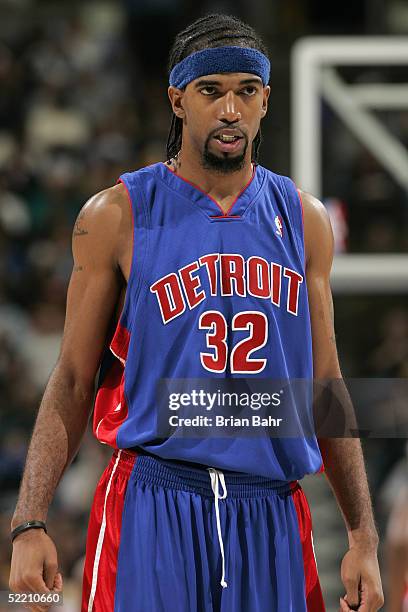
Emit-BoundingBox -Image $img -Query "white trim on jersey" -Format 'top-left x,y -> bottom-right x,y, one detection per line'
110,346 -> 126,366
310,530 -> 318,569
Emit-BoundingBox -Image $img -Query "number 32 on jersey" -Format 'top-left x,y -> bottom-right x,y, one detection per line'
199,310 -> 268,374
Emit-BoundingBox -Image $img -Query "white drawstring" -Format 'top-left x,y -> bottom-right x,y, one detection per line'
208,467 -> 228,588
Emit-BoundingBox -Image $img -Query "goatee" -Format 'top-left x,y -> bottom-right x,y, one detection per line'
202,135 -> 248,174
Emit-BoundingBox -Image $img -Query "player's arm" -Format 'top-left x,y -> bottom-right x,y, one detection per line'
9,183 -> 129,606
301,190 -> 384,612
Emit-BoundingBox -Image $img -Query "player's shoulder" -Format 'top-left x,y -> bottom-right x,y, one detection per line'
298,189 -> 332,231
298,190 -> 334,265
73,181 -> 131,240
74,162 -> 163,231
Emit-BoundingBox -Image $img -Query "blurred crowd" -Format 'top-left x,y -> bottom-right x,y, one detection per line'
0,0 -> 407,609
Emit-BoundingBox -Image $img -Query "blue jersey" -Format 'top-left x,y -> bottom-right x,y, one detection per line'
93,162 -> 323,480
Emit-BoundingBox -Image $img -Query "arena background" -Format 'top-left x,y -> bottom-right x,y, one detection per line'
0,0 -> 407,610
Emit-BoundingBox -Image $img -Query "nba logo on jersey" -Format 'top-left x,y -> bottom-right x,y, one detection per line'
275,214 -> 283,238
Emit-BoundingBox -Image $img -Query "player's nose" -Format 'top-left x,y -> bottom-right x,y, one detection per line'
217,90 -> 242,123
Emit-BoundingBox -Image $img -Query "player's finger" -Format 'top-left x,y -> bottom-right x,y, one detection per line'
25,572 -> 63,611
19,588 -> 51,612
343,576 -> 360,609
53,571 -> 63,591
20,582 -> 51,612
43,560 -> 58,590
339,596 -> 351,611
18,564 -> 50,594
356,588 -> 384,611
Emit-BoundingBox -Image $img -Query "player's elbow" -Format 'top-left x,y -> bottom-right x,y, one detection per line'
51,357 -> 97,399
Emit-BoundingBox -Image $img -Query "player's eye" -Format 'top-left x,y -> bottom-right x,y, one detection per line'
200,87 -> 217,95
241,86 -> 257,95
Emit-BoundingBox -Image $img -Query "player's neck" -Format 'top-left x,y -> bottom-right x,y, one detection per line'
166,147 -> 254,211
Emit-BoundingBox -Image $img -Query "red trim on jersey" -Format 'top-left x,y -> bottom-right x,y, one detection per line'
117,177 -> 132,208
93,357 -> 128,448
210,215 -> 241,219
92,322 -> 131,448
110,319 -> 131,363
297,188 -> 305,228
316,440 -> 325,474
163,162 -> 256,217
82,450 -> 137,611
291,482 -> 326,611
116,179 -> 134,275
115,176 -> 135,326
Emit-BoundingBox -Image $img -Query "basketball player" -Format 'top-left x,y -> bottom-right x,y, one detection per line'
9,14 -> 384,612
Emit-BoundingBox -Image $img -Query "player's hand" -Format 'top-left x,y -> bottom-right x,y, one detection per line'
9,528 -> 63,611
339,546 -> 384,611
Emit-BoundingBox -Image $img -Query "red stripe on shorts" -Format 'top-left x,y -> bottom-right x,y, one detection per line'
291,482 -> 326,612
82,449 -> 137,612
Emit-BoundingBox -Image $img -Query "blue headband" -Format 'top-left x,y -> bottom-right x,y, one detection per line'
169,46 -> 270,90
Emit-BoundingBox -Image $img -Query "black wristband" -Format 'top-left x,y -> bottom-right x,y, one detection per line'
11,520 -> 47,543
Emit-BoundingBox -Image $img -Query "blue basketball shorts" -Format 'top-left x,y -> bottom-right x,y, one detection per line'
82,449 -> 325,611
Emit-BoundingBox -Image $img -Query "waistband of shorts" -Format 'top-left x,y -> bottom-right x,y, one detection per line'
114,449 -> 298,499
105,448 -> 137,478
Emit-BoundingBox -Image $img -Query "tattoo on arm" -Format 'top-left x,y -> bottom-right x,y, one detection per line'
73,211 -> 88,237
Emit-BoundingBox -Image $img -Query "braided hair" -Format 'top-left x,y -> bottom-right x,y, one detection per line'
166,14 -> 269,162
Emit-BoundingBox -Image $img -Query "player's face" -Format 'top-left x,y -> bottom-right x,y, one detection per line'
169,73 -> 270,173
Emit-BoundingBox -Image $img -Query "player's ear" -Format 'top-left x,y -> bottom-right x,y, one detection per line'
260,85 -> 270,118
168,86 -> 186,119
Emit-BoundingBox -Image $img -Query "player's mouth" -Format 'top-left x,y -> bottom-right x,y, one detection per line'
213,130 -> 244,153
